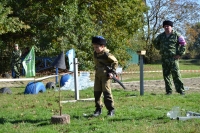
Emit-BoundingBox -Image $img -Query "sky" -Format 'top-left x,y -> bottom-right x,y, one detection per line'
192,0 -> 200,4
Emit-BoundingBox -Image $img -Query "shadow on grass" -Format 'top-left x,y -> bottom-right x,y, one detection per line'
0,117 -> 51,126
107,116 -> 167,122
11,119 -> 50,126
0,117 -> 6,124
82,115 -> 135,121
107,118 -> 134,121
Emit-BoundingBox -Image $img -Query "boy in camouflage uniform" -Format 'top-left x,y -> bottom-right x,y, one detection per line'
11,44 -> 22,78
153,20 -> 186,95
92,36 -> 118,116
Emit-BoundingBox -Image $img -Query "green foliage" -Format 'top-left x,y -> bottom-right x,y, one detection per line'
0,0 -> 147,72
0,1 -> 29,35
87,0 -> 147,67
187,22 -> 200,58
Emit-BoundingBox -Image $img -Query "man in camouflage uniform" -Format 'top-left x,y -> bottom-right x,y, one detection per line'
92,36 -> 118,116
153,20 -> 186,95
11,44 -> 22,78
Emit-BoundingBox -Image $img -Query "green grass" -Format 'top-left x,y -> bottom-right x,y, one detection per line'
124,59 -> 200,72
0,88 -> 200,133
0,60 -> 200,133
120,71 -> 200,82
120,59 -> 200,82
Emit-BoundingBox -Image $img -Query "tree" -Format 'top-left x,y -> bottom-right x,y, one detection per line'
0,0 -> 29,59
1,0 -> 147,71
185,22 -> 200,58
0,0 -> 29,51
86,0 -> 147,67
0,1 -> 29,35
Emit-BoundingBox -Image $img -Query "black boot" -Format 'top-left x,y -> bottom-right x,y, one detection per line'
93,108 -> 102,117
107,109 -> 115,117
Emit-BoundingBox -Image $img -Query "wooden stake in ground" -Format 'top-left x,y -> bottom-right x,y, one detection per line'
51,51 -> 70,124
51,78 -> 70,124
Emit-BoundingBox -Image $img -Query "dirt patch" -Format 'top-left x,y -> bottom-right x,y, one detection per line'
111,77 -> 200,94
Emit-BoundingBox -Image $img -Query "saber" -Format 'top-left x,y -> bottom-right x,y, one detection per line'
98,61 -> 126,90
112,76 -> 126,90
186,111 -> 200,116
96,61 -> 126,89
177,116 -> 200,121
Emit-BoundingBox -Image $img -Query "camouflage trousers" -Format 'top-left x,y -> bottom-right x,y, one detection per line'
12,63 -> 21,78
162,58 -> 185,93
94,69 -> 114,111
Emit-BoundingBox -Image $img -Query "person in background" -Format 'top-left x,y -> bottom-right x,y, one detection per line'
92,36 -> 118,116
11,44 -> 22,78
153,20 -> 186,95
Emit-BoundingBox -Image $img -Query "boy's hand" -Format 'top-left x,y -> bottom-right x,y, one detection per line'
108,73 -> 113,79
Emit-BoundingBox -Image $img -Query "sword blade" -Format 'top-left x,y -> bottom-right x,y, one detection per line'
112,76 -> 126,89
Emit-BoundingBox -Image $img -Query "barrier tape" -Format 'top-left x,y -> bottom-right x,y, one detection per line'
0,75 -> 58,82
79,70 -> 200,74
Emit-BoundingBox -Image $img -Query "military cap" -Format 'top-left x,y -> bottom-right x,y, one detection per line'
92,36 -> 106,46
163,20 -> 173,27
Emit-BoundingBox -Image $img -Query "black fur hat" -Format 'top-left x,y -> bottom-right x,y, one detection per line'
92,36 -> 106,45
163,20 -> 173,27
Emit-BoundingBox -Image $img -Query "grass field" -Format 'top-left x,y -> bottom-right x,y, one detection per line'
0,60 -> 200,133
0,88 -> 200,133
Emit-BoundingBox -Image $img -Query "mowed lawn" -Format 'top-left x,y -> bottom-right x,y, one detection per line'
0,59 -> 200,133
0,87 -> 200,133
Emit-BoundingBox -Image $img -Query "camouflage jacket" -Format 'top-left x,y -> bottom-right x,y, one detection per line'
11,49 -> 22,64
153,31 -> 186,58
94,47 -> 118,71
